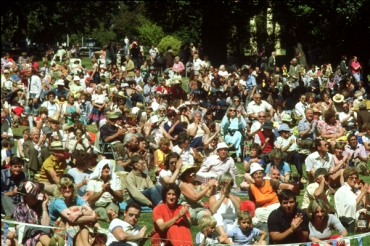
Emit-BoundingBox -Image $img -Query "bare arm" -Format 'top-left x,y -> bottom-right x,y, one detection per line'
47,169 -> 60,184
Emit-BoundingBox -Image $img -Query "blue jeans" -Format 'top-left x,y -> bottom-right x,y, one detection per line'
134,185 -> 162,206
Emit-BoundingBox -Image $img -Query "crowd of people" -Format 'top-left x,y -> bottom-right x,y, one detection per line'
1,39 -> 370,246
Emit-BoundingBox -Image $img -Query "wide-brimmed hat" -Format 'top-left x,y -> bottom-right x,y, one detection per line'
216,142 -> 229,151
122,83 -> 129,87
117,91 -> 126,98
163,69 -> 170,74
249,162 -> 264,175
73,76 -> 80,81
56,79 -> 65,86
22,52 -> 27,56
65,75 -> 73,82
49,115 -> 60,124
333,94 -> 344,103
262,120 -> 274,129
107,111 -> 120,119
278,124 -> 290,132
49,141 -> 65,151
191,100 -> 199,105
3,69 -> 10,74
313,107 -> 322,114
42,126 -> 53,135
17,180 -> 44,198
179,164 -> 200,180
150,115 -> 159,124
174,79 -> 181,85
281,114 -> 292,122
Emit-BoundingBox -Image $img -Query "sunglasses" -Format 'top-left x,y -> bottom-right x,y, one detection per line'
170,161 -> 177,165
229,109 -> 236,112
233,100 -> 239,102
349,176 -> 358,181
128,213 -> 140,219
258,116 -> 265,118
62,185 -> 73,190
255,97 -> 261,99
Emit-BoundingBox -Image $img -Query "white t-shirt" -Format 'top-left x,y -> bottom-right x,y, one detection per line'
106,219 -> 142,246
86,178 -> 121,206
67,168 -> 93,197
172,145 -> 194,165
157,169 -> 178,187
187,123 -> 206,138
92,93 -> 106,104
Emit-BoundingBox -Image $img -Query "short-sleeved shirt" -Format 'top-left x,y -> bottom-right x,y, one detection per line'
275,135 -> 300,152
267,207 -> 309,244
244,156 -> 265,169
343,143 -> 367,159
86,177 -> 121,207
305,151 -> 333,172
227,227 -> 260,245
301,182 -> 331,210
298,119 -> 317,140
106,219 -> 142,246
49,196 -> 86,226
38,155 -> 67,183
67,168 -> 93,197
247,100 -> 272,116
308,214 -> 346,240
172,145 -> 194,165
0,169 -> 26,204
195,232 -> 219,246
265,162 -> 291,176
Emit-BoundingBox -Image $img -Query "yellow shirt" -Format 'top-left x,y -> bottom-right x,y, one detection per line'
38,155 -> 67,183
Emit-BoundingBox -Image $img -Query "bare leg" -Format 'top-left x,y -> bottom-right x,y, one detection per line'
215,225 -> 232,244
38,235 -> 51,246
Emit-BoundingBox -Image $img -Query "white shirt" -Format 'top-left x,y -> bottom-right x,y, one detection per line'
246,100 -> 272,116
193,58 -> 204,71
338,111 -> 357,127
301,182 -> 330,210
187,122 -> 206,138
28,75 -> 42,98
198,155 -> 237,187
106,219 -> 142,246
172,145 -> 194,165
305,151 -> 334,172
294,101 -> 308,118
335,182 -> 357,218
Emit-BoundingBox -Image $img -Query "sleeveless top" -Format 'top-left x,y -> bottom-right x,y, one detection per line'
213,194 -> 236,220
250,179 -> 279,207
156,149 -> 168,168
256,131 -> 274,153
178,183 -> 203,208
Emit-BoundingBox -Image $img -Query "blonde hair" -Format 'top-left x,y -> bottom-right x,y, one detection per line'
158,137 -> 170,147
237,210 -> 252,223
197,215 -> 217,230
53,175 -> 77,203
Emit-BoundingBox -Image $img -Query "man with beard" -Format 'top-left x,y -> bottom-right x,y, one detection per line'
338,102 -> 357,131
124,154 -> 162,208
268,189 -> 309,244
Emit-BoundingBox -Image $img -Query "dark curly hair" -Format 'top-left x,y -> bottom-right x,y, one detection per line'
161,183 -> 181,204
324,109 -> 336,124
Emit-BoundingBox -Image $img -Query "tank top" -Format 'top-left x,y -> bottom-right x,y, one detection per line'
256,131 -> 274,153
250,179 -> 279,207
214,194 -> 236,220
178,183 -> 203,208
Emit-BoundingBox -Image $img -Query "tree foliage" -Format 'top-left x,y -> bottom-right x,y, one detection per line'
157,36 -> 182,56
137,18 -> 165,47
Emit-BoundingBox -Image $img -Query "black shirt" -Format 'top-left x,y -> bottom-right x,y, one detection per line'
100,123 -> 123,143
267,206 -> 309,244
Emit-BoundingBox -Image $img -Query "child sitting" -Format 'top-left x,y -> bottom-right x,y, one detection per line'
1,139 -> 13,169
227,210 -> 267,245
195,215 -> 228,246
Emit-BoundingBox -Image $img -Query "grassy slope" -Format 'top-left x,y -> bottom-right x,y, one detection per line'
10,58 -> 370,245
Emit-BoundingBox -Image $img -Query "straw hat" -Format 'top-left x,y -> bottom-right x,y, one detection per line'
49,141 -> 65,151
333,94 -> 344,103
49,115 -> 61,124
179,165 -> 200,181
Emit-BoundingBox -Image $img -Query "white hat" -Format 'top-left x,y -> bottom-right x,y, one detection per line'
73,76 -> 80,81
216,142 -> 229,151
56,79 -> 65,86
239,81 -> 246,87
150,115 -> 159,124
249,162 -> 264,175
184,101 -> 191,105
3,70 -> 10,73
122,83 -> 129,87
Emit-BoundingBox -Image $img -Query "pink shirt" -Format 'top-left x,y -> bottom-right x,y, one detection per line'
351,61 -> 360,74
172,62 -> 185,73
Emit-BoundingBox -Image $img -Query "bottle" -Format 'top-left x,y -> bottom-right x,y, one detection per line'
357,211 -> 367,233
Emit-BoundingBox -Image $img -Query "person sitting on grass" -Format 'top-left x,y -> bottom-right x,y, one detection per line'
195,215 -> 228,246
227,210 -> 267,245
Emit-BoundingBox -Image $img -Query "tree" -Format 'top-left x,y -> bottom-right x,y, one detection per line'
157,35 -> 182,56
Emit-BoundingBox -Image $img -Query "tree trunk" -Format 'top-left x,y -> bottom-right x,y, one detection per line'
201,3 -> 227,67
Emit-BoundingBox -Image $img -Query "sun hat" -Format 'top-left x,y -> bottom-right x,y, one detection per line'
174,79 -> 181,84
73,76 -> 80,81
333,94 -> 344,103
42,126 -> 53,135
179,164 -> 200,180
56,79 -> 65,86
65,75 -> 73,82
278,124 -> 291,132
216,142 -> 229,151
17,180 -> 45,198
49,141 -> 65,151
117,91 -> 126,98
3,70 -> 10,74
49,115 -> 60,124
150,115 -> 159,124
314,168 -> 329,178
22,52 -> 27,56
249,162 -> 264,175
261,120 -> 274,129
107,111 -> 120,119
191,100 -> 199,105
313,107 -> 322,114
122,83 -> 129,87
281,114 -> 292,122
163,69 -> 170,74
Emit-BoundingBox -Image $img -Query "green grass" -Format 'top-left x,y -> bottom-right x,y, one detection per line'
10,58 -> 370,245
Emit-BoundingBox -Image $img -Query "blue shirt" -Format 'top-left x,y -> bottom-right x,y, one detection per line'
49,196 -> 87,226
265,161 -> 291,176
245,75 -> 257,90
244,156 -> 265,166
298,119 -> 317,140
227,227 -> 260,245
0,169 -> 26,204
